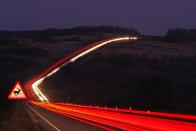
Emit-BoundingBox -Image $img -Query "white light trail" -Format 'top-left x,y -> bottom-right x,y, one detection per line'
31,68 -> 62,102
69,37 -> 134,62
30,36 -> 138,102
47,68 -> 61,77
32,78 -> 48,102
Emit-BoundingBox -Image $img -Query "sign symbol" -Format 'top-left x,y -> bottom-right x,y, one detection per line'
8,81 -> 27,100
14,87 -> 21,96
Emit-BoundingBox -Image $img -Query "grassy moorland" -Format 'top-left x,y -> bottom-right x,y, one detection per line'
42,39 -> 196,115
0,26 -> 139,127
41,28 -> 196,114
1,27 -> 196,128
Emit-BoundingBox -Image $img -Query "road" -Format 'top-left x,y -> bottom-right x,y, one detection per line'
27,103 -> 105,131
27,101 -> 196,131
25,36 -> 138,102
24,36 -> 196,130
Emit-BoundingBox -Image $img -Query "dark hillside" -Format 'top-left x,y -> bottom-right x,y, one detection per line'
42,40 -> 196,115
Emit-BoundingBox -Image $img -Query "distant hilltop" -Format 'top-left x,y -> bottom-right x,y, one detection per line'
1,26 -> 196,42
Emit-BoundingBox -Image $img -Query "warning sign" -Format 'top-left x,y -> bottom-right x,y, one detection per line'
8,81 -> 27,100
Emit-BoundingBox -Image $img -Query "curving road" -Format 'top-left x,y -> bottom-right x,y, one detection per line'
25,36 -> 196,130
26,36 -> 137,102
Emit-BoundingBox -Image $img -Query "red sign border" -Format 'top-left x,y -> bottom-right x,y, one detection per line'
8,81 -> 27,100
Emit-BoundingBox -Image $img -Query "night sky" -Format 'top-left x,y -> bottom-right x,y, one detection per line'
0,0 -> 196,35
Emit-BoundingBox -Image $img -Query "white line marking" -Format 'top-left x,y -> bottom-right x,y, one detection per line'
27,103 -> 61,131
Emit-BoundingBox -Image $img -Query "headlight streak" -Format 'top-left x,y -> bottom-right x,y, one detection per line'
69,37 -> 134,62
26,36 -> 196,130
29,36 -> 138,102
31,68 -> 61,102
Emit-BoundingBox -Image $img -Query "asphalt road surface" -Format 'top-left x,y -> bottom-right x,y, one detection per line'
27,103 -> 106,131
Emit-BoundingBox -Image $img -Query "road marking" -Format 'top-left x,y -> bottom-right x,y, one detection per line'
27,103 -> 61,131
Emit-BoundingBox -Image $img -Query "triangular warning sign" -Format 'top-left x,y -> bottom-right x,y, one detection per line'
8,81 -> 27,100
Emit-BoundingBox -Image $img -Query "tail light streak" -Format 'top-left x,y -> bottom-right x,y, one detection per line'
25,36 -> 196,130
30,101 -> 196,131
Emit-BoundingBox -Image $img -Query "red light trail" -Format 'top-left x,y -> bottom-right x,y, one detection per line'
30,101 -> 196,131
25,36 -> 196,130
26,36 -> 137,102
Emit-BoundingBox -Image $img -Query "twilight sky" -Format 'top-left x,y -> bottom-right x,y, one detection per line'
0,0 -> 195,35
